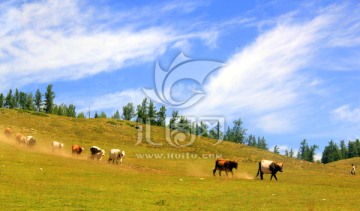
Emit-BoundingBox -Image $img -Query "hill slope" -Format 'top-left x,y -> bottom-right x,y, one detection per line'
0,109 -> 359,210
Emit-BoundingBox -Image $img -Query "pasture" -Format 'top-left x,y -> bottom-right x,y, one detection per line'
0,109 -> 359,210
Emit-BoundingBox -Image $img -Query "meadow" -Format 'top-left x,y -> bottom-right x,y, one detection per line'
0,109 -> 359,210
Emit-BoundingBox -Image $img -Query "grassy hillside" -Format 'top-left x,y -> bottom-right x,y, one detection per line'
0,109 -> 359,210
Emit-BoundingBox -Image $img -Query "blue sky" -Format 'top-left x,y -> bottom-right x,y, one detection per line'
1,0 -> 360,159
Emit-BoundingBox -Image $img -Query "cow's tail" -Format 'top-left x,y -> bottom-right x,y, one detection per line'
256,162 -> 261,177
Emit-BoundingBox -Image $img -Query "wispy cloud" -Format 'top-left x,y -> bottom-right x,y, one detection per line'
185,3 -> 360,134
0,0 -> 217,92
332,105 -> 360,123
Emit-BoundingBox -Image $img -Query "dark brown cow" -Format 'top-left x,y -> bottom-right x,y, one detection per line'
256,159 -> 283,180
72,145 -> 84,156
213,159 -> 238,177
4,127 -> 12,138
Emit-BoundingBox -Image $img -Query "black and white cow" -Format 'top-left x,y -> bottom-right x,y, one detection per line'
90,146 -> 105,161
25,136 -> 36,149
108,149 -> 125,165
256,159 -> 283,180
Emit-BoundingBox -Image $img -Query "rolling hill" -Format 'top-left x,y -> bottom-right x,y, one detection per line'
0,109 -> 359,210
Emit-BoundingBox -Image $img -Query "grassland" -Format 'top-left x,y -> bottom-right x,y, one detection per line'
0,109 -> 359,210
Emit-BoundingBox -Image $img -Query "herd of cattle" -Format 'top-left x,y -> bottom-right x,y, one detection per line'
3,127 -> 126,165
4,127 -> 284,180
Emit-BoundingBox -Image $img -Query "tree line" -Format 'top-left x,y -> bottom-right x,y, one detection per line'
1,85 -> 359,163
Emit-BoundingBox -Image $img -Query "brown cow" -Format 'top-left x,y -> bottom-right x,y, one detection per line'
72,145 -> 84,156
213,159 -> 238,177
15,133 -> 26,145
4,127 -> 12,138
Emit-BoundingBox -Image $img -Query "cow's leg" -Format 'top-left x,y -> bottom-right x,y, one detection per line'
219,170 -> 221,176
260,172 -> 264,180
225,171 -> 228,177
273,174 -> 278,181
213,169 -> 216,176
230,170 -> 234,177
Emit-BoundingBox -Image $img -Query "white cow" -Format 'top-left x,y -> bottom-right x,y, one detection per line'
52,141 -> 64,152
108,149 -> 125,165
25,136 -> 36,148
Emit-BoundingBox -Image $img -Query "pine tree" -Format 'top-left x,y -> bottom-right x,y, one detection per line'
35,89 -> 42,112
122,103 -> 135,120
5,89 -> 14,108
156,106 -> 167,126
112,110 -> 121,119
44,84 -> 55,114
67,104 -> 76,117
273,145 -> 280,154
339,140 -> 348,159
136,98 -> 148,123
25,93 -> 35,111
169,110 -> 179,130
148,101 -> 157,125
321,140 -> 341,164
0,93 -> 3,108
77,112 -> 86,118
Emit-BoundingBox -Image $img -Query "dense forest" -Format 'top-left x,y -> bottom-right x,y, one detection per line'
1,84 -> 359,163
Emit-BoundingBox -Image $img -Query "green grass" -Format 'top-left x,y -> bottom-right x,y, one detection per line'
0,109 -> 359,210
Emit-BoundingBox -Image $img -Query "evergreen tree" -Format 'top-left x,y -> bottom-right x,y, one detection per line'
77,112 -> 86,118
178,116 -> 191,133
156,105 -> 167,126
289,148 -> 295,158
14,89 -> 20,108
348,141 -> 358,158
198,121 -> 208,137
67,104 -> 76,117
339,140 -> 348,159
257,136 -> 268,150
35,89 -> 42,112
148,101 -> 157,125
246,134 -> 257,146
169,110 -> 179,130
225,119 -> 247,143
5,89 -> 15,108
273,145 -> 280,154
122,103 -> 135,120
136,98 -> 148,123
44,84 -> 55,114
321,140 -> 341,164
112,110 -> 121,119
284,149 -> 289,157
94,111 -> 99,118
99,111 -> 107,118
298,139 -> 318,162
25,93 -> 35,111
0,93 -> 3,108
18,92 -> 27,109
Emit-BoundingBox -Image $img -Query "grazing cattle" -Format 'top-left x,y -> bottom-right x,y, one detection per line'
90,146 -> 105,161
213,159 -> 238,177
4,128 -> 12,138
256,159 -> 284,181
52,141 -> 64,152
72,145 -> 84,156
108,149 -> 125,165
15,133 -> 26,145
25,136 -> 36,148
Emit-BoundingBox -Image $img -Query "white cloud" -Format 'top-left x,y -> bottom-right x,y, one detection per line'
332,105 -> 360,123
184,4 -> 360,134
76,89 -> 145,114
0,0 -> 218,92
